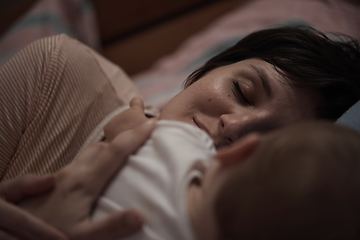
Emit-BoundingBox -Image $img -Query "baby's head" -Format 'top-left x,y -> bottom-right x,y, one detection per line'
189,121 -> 360,240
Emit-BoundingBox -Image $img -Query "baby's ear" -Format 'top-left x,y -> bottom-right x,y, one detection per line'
216,133 -> 261,166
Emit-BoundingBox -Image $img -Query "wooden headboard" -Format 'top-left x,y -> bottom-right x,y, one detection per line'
0,0 -> 248,76
93,0 -> 248,75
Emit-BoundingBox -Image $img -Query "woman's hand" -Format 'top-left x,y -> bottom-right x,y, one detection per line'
19,119 -> 157,240
104,97 -> 156,142
0,175 -> 67,240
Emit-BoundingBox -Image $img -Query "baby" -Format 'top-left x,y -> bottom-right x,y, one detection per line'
213,121 -> 360,240
93,119 -> 216,240
92,103 -> 360,240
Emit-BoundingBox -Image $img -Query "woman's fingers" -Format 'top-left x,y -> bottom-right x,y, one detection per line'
0,175 -> 55,203
129,97 -> 145,110
0,199 -> 67,240
71,210 -> 143,240
111,119 -> 156,157
103,97 -> 149,142
85,119 -> 157,196
55,119 -> 156,202
17,119 -> 156,240
0,175 -> 66,239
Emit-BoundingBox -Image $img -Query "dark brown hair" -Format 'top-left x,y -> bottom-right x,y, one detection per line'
185,27 -> 360,120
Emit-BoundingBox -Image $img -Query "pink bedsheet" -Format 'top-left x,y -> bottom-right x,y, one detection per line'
0,0 -> 99,66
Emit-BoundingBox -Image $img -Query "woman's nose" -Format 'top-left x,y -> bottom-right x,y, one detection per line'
218,114 -> 250,143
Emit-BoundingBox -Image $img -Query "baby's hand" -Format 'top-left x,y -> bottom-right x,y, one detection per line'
104,97 -> 156,142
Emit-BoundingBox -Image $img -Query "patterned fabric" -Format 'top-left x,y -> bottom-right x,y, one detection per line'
0,0 -> 99,66
0,34 -> 149,181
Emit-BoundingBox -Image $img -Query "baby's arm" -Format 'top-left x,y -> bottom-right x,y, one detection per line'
104,97 -> 157,142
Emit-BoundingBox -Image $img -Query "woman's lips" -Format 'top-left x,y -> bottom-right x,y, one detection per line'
193,118 -> 212,138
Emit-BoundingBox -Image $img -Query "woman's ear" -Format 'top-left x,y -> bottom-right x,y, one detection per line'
216,133 -> 261,166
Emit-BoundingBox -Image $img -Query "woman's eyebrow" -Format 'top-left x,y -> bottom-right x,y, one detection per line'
249,65 -> 272,97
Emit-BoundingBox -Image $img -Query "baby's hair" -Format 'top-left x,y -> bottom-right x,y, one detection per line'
185,26 -> 360,120
214,122 -> 360,240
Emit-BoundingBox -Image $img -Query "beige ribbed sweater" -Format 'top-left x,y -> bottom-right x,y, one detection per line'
0,34 -> 151,181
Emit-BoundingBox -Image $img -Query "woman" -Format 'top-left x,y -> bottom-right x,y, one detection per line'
1,26 -> 360,239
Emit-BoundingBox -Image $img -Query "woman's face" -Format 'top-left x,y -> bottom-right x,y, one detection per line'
159,59 -> 317,148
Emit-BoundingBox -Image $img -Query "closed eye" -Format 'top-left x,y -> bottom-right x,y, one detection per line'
232,81 -> 251,106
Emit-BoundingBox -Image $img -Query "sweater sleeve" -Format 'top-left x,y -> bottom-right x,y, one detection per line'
0,34 -> 134,180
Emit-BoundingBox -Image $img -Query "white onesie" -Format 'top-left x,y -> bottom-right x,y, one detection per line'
92,120 -> 216,240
